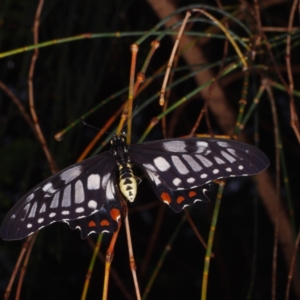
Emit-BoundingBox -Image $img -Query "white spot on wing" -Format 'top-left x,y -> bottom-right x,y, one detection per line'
213,169 -> 219,174
102,173 -> 110,187
49,212 -> 56,218
60,166 -> 82,184
86,230 -> 97,235
87,174 -> 100,190
196,141 -> 208,153
227,148 -> 239,157
75,180 -> 85,204
62,185 -> 71,207
27,224 -> 33,228
62,210 -> 70,215
201,173 -> 208,178
217,141 -> 229,147
50,192 -> 60,208
171,156 -> 189,174
143,163 -> 156,172
75,207 -> 84,213
88,200 -> 97,209
182,155 -> 202,171
26,193 -> 34,202
173,178 -> 182,186
221,150 -> 236,163
238,165 -> 244,170
42,182 -> 57,194
39,203 -> 46,213
214,156 -> 225,164
38,218 -> 44,223
197,141 -> 208,147
21,203 -> 31,220
106,179 -> 115,200
187,177 -> 195,183
195,154 -> 213,167
28,202 -> 37,218
154,157 -> 171,171
163,141 -> 187,152
226,167 -> 232,172
194,199 -> 202,203
145,170 -> 161,185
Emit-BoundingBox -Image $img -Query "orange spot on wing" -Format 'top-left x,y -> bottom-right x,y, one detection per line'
110,208 -> 121,221
88,220 -> 96,227
189,191 -> 196,197
176,196 -> 185,204
100,220 -> 110,226
160,192 -> 171,204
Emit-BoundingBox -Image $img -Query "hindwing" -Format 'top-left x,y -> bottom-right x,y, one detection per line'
67,178 -> 124,238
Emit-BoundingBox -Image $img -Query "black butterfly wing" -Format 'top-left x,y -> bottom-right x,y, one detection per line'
0,151 -> 118,240
129,138 -> 269,211
67,177 -> 125,239
1,136 -> 270,240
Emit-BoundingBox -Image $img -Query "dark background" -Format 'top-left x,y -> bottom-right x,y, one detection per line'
0,1 -> 299,299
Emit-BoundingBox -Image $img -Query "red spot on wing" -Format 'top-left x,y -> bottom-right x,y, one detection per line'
100,220 -> 110,226
189,190 -> 196,197
176,196 -> 185,204
160,192 -> 171,204
110,208 -> 121,221
88,220 -> 96,227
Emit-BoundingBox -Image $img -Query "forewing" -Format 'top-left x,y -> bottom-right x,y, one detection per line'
0,151 -> 117,240
130,138 -> 269,208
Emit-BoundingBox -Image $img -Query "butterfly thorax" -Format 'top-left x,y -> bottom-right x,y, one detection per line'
111,135 -> 137,202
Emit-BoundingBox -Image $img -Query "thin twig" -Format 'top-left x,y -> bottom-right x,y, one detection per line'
190,0 -> 230,137
286,0 -> 300,142
3,235 -> 33,300
159,10 -> 191,106
86,237 -> 135,300
264,80 -> 280,300
16,233 -> 37,300
27,0 -> 58,174
0,81 -> 37,136
285,228 -> 300,300
262,26 -> 300,32
125,215 -> 141,300
184,210 -> 214,257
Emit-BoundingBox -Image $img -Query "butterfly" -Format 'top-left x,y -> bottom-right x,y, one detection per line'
0,134 -> 269,240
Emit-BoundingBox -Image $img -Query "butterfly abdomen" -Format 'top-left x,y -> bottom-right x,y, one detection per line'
111,135 -> 137,202
118,163 -> 137,202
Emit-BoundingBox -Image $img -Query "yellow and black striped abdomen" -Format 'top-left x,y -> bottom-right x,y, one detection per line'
118,163 -> 137,202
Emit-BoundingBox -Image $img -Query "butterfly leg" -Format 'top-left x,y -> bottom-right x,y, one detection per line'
135,176 -> 142,185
